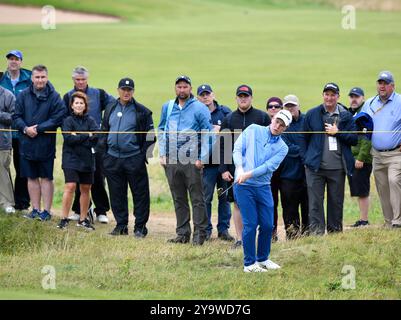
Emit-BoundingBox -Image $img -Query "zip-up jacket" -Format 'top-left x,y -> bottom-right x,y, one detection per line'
218,106 -> 270,174
62,114 -> 98,172
301,103 -> 358,176
158,96 -> 213,163
13,82 -> 67,161
349,105 -> 372,164
99,98 -> 156,161
0,86 -> 15,150
233,124 -> 288,186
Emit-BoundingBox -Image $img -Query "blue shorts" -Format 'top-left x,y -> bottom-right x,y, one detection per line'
20,157 -> 54,180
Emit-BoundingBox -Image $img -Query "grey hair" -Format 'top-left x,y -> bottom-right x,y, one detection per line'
72,66 -> 89,78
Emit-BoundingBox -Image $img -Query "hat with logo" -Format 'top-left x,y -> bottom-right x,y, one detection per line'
118,77 -> 134,89
283,94 -> 300,107
175,75 -> 191,85
275,109 -> 292,127
348,87 -> 365,97
6,50 -> 23,60
377,71 -> 394,84
197,84 -> 213,95
323,82 -> 340,94
236,84 -> 253,96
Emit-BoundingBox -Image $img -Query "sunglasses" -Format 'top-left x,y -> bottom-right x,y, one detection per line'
267,105 -> 282,109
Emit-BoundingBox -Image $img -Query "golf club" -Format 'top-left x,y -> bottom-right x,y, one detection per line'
217,182 -> 237,197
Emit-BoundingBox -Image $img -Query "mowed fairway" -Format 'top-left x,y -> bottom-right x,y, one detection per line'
0,0 -> 401,299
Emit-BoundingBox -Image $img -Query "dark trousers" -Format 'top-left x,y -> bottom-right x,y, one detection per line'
280,178 -> 309,239
72,151 -> 110,215
203,166 -> 232,234
271,170 -> 280,236
164,163 -> 208,239
12,138 -> 30,210
104,153 -> 150,233
305,168 -> 345,235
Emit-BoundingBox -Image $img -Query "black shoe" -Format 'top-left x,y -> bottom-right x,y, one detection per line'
352,220 -> 369,227
392,224 -> 401,228
231,240 -> 242,249
192,234 -> 206,246
218,230 -> 235,242
205,232 -> 212,241
134,230 -> 146,238
167,235 -> 190,244
77,219 -> 95,231
110,225 -> 128,236
57,218 -> 69,229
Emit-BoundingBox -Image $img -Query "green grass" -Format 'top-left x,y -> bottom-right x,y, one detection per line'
1,1 -> 401,299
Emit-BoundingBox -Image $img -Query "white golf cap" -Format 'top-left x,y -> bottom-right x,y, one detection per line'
283,94 -> 300,107
275,109 -> 292,126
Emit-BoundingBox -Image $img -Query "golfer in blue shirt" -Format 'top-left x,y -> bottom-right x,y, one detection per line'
233,109 -> 291,272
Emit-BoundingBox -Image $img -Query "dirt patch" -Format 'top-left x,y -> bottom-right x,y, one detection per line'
0,4 -> 120,25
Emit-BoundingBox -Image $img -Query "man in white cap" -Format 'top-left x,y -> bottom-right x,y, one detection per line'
233,109 -> 292,272
362,71 -> 401,228
280,94 -> 309,239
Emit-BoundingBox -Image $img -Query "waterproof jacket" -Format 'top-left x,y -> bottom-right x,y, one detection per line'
0,68 -> 32,96
99,98 -> 156,162
301,104 -> 358,176
62,114 -> 98,172
280,112 -> 306,180
13,82 -> 67,161
0,87 -> 15,150
349,105 -> 372,164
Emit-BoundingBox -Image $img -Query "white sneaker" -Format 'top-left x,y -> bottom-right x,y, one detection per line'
243,263 -> 268,273
68,213 -> 80,221
97,215 -> 109,224
5,206 -> 15,214
258,259 -> 281,270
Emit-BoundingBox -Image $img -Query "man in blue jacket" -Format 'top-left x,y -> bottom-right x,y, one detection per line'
197,84 -> 234,242
280,94 -> 309,239
233,109 -> 291,272
64,66 -> 115,224
13,64 -> 67,221
0,50 -> 32,211
301,83 -> 357,235
158,75 -> 214,245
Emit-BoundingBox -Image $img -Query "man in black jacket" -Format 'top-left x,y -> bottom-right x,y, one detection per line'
99,78 -> 156,237
219,85 -> 270,248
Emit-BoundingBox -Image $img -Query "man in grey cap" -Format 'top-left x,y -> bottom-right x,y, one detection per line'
347,87 -> 372,228
362,71 -> 401,228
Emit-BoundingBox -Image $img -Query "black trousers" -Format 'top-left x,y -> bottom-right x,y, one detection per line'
12,138 -> 30,210
72,151 -> 110,215
280,178 -> 309,239
104,153 -> 150,233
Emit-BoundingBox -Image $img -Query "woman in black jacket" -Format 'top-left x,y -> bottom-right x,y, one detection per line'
58,92 -> 98,230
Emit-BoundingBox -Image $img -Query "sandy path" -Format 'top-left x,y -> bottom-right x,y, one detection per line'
0,4 -> 120,25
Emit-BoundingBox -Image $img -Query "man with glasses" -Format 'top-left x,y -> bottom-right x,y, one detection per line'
362,71 -> 401,228
265,96 -> 283,242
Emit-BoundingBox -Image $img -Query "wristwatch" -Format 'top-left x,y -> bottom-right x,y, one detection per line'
23,127 -> 27,134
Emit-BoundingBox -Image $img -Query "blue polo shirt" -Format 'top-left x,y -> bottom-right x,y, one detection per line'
362,91 -> 401,150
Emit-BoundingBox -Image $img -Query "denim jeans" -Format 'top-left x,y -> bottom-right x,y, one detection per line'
203,166 -> 232,235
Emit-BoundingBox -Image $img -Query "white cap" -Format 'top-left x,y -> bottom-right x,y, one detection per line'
275,109 -> 292,126
283,94 -> 300,107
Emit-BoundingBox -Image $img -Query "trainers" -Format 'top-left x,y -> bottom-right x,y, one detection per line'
57,218 -> 69,229
351,220 -> 369,227
23,208 -> 40,219
258,259 -> 281,270
5,206 -> 15,214
244,263 -> 268,273
97,214 -> 109,224
167,235 -> 190,244
68,213 -> 80,221
134,230 -> 146,238
110,225 -> 128,236
38,210 -> 52,221
77,219 -> 95,231
218,230 -> 235,242
231,240 -> 242,249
